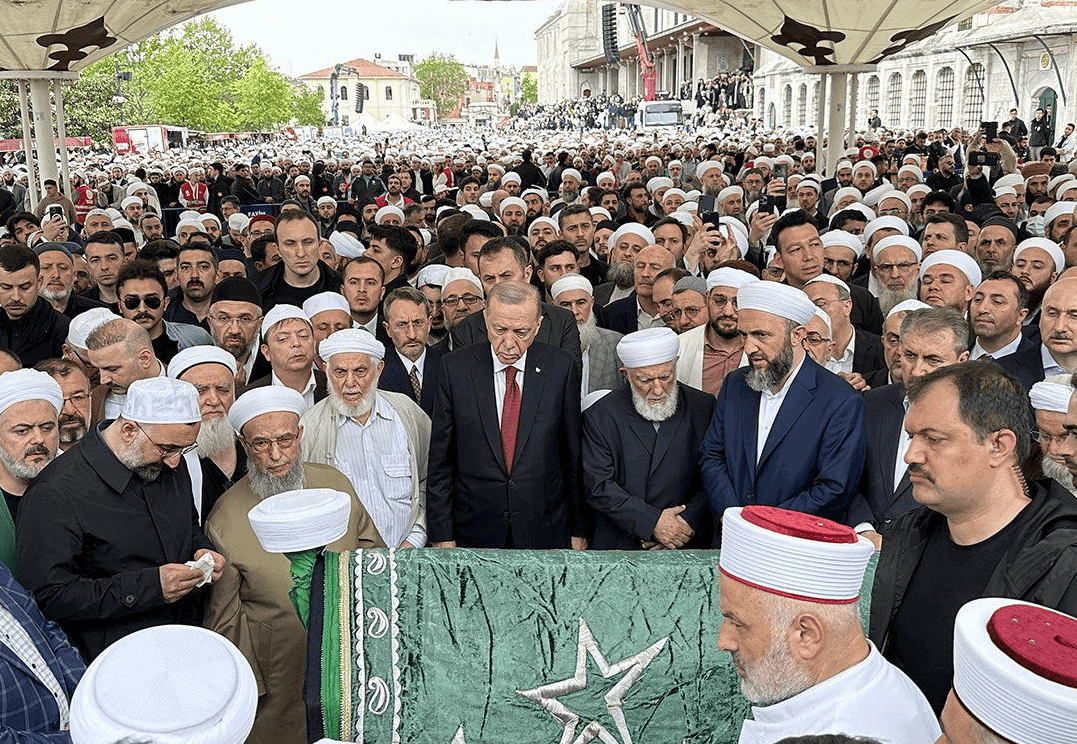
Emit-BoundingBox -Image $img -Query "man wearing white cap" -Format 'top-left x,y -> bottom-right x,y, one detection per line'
551,274 -> 622,396
937,598 -> 1077,744
919,249 -> 981,314
206,386 -> 382,744
699,281 -> 867,526
871,361 -> 1077,714
714,185 -> 744,221
377,287 -> 445,416
676,267 -> 756,395
247,305 -> 326,408
1029,375 -> 1077,495
300,328 -> 429,549
718,505 -> 938,744
998,277 -> 1077,393
805,274 -> 886,383
1012,237 -> 1064,326
303,291 -> 353,345
595,223 -> 655,307
820,230 -> 862,283
315,196 -> 338,238
0,369 -> 62,576
19,377 -> 223,661
583,328 -> 715,550
870,235 -> 922,315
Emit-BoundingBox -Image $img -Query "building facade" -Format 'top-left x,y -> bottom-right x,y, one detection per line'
297,57 -> 436,126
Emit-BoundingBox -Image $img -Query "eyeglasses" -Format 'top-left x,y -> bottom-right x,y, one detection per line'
137,423 -> 198,460
1031,429 -> 1077,446
210,312 -> 261,327
63,392 -> 90,406
805,333 -> 831,347
878,207 -> 908,217
244,432 -> 299,453
824,258 -> 854,270
764,267 -> 784,278
122,294 -> 163,311
443,294 -> 483,307
709,294 -> 739,309
663,306 -> 704,322
875,262 -> 918,274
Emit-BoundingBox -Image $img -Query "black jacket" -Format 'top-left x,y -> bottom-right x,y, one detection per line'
378,343 -> 445,417
853,329 -> 887,377
0,297 -> 69,368
869,479 -> 1077,650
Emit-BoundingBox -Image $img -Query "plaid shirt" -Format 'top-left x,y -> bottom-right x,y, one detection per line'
0,561 -> 84,740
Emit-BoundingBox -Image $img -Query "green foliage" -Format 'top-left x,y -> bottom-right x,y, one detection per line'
521,75 -> 538,105
292,86 -> 328,127
414,53 -> 469,120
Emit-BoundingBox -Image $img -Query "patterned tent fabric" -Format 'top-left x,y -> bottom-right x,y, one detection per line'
287,548 -> 878,744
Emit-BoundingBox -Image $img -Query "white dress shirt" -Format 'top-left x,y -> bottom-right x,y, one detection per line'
893,394 -> 912,493
492,348 -> 527,427
1042,344 -> 1072,377
636,301 -> 665,331
970,332 -> 1022,360
358,316 -> 379,336
271,368 -> 316,410
756,357 -> 805,463
826,328 -> 856,374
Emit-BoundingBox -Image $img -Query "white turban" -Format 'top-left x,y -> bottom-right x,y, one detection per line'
501,172 -> 522,186
521,188 -> 547,202
303,292 -> 351,320
646,176 -> 674,194
121,196 -> 141,210
0,369 -> 62,416
167,345 -> 238,380
1014,238 -> 1065,275
1030,379 -> 1073,413
853,160 -> 877,175
415,264 -> 451,288
550,273 -> 593,298
248,488 -> 352,554
528,216 -> 559,235
561,168 -> 582,183
228,387 -> 306,434
706,267 -> 759,291
328,231 -> 364,259
865,216 -> 911,244
879,190 -> 912,212
821,230 -> 864,259
920,249 -> 982,286
874,235 -> 923,262
886,298 -> 932,319
716,185 -> 742,204
318,327 -> 385,362
375,205 -> 405,224
122,378 -> 201,425
441,267 -> 483,295
589,207 -> 612,220
317,196 -> 336,206
806,273 -> 851,294
228,213 -> 250,232
813,307 -> 832,336
1045,201 -> 1076,227
737,281 -> 817,325
616,328 -> 679,368
174,218 -> 205,240
499,196 -> 526,215
696,161 -> 722,179
993,186 -> 1018,199
608,223 -> 654,249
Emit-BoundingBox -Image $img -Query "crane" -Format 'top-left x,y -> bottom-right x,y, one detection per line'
624,4 -> 656,101
329,64 -> 364,126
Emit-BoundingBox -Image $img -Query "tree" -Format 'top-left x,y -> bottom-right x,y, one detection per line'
414,54 -> 468,120
521,75 -> 538,105
292,86 -> 327,127
233,58 -> 294,131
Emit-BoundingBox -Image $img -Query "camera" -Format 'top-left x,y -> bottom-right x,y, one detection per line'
968,151 -> 1000,168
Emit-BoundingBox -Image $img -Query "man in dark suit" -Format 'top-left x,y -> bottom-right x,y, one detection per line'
428,280 -> 585,550
805,274 -> 886,382
451,238 -> 582,367
700,279 -> 867,533
997,277 -> 1077,393
583,328 -> 714,550
846,307 -> 970,547
378,286 -> 444,416
599,245 -> 675,335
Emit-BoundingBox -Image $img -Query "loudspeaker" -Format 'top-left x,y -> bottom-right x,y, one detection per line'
355,84 -> 365,113
602,4 -> 619,65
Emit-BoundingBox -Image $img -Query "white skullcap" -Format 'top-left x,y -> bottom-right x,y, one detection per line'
1015,237 -> 1065,274
248,488 -> 352,553
669,211 -> 695,227
853,160 -> 877,175
487,164 -> 505,174
561,168 -> 582,182
720,506 -> 874,603
120,196 -> 141,210
293,174 -> 310,184
105,208 -> 122,221
696,161 -> 722,179
0,369 -> 62,416
1045,201 -> 1076,227
897,164 -> 923,180
645,156 -> 661,166
737,281 -> 817,325
717,217 -> 749,257
460,204 -> 489,221
608,223 -> 654,248
865,216 -> 911,244
521,188 -> 546,202
499,196 -> 525,215
716,185 -> 742,204
863,183 -> 895,207
67,307 -> 118,349
318,328 -> 385,361
662,188 -> 688,203
415,264 -> 451,288
375,205 -> 405,224
646,177 -> 674,194
174,218 -> 204,239
228,387 -> 306,434
200,213 -> 221,227
1049,173 -> 1076,195
920,249 -> 982,286
69,625 -> 257,744
441,267 -> 483,295
812,307 -> 832,336
528,216 -> 559,235
907,184 -> 932,197
125,181 -> 149,197
835,159 -> 853,172
478,192 -> 494,208
582,389 -> 612,412
706,267 -> 759,291
994,186 -> 1018,199
167,345 -> 237,380
875,234 -> 923,262
302,292 -> 351,320
261,304 -> 310,338
501,172 -> 521,185
227,213 -> 250,232
821,230 -> 864,258
122,377 -> 201,425
317,196 -> 336,206
328,230 -> 364,259
616,327 -> 679,368
806,273 -> 851,294
1030,379 -> 1073,413
841,203 -> 877,223
952,598 -> 1077,744
832,186 -> 862,205
550,273 -> 593,298
796,178 -> 821,194
996,173 -> 1025,190
596,171 -> 616,186
886,298 -> 932,319
589,207 -> 612,220
879,190 -> 912,212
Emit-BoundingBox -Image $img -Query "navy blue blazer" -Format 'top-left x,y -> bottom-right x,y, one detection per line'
700,356 -> 867,535
377,343 -> 445,417
599,292 -> 639,336
583,384 -> 715,550
995,343 -> 1045,394
0,561 -> 84,741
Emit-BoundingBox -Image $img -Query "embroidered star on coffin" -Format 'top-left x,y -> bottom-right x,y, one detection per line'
450,724 -> 466,743
516,617 -> 669,744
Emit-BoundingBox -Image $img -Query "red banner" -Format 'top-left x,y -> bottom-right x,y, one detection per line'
0,137 -> 92,152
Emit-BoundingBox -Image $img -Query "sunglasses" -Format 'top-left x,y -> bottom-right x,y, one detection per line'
122,294 -> 163,311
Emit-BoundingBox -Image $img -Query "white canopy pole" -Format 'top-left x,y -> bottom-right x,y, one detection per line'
846,73 -> 859,151
826,73 -> 847,179
816,74 -> 827,173
16,80 -> 39,207
55,79 -> 72,196
29,78 -> 59,189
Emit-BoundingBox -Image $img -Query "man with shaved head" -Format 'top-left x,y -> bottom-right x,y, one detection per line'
600,245 -> 675,335
84,318 -> 164,424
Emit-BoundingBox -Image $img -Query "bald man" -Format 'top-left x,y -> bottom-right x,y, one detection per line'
600,245 -> 676,335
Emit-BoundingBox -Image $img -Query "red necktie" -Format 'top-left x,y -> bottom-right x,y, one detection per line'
501,366 -> 521,472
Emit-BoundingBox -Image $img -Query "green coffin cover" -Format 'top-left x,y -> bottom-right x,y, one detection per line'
290,548 -> 878,744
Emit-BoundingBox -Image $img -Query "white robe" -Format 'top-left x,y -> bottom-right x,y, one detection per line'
738,643 -> 940,744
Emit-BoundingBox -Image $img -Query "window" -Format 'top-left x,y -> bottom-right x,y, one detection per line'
797,83 -> 807,126
340,86 -> 348,101
757,86 -> 766,120
958,17 -> 973,31
812,80 -> 820,122
364,86 -> 370,100
866,75 -> 880,114
783,85 -> 792,128
935,67 -> 955,129
886,72 -> 902,125
962,63 -> 984,128
909,70 -> 927,129
385,86 -> 393,100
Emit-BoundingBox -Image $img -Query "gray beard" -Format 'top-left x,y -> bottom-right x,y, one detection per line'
196,415 -> 235,457
329,386 -> 377,420
578,313 -> 600,353
1042,457 -> 1077,496
631,383 -> 679,422
248,459 -> 306,501
0,446 -> 53,482
40,286 -> 72,303
746,340 -> 794,393
877,284 -> 918,315
114,435 -> 163,482
606,261 -> 635,289
702,184 -> 722,196
735,639 -> 815,706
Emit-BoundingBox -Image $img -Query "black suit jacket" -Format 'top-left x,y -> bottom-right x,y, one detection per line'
377,343 -> 445,416
853,329 -> 887,376
426,341 -> 584,548
850,284 -> 884,336
599,292 -> 640,336
450,301 -> 582,369
995,343 -> 1045,394
583,385 -> 715,549
845,383 -> 918,531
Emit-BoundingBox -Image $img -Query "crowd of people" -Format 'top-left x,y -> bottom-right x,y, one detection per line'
0,106 -> 1074,744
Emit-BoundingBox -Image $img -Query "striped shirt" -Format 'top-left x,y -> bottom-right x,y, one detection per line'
0,603 -> 69,729
334,393 -> 423,547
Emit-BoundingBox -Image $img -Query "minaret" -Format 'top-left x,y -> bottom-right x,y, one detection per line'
494,40 -> 500,70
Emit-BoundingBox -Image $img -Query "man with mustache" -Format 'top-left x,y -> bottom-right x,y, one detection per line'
0,245 -> 69,368
35,358 -> 92,450
204,386 -> 382,743
870,361 -> 1077,714
0,369 -> 63,576
18,377 -> 223,661
998,277 -> 1077,393
163,242 -> 219,332
206,277 -> 265,391
552,274 -> 623,396
376,287 -> 445,417
116,260 -> 214,366
676,267 -> 757,395
1029,377 -> 1077,496
700,276 -> 867,532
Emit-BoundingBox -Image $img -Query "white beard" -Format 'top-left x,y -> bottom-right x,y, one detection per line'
735,639 -> 815,707
877,284 -> 918,315
578,313 -> 600,353
248,459 -> 306,501
1042,457 -> 1077,496
329,385 -> 377,420
196,415 -> 235,457
631,382 -> 679,422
